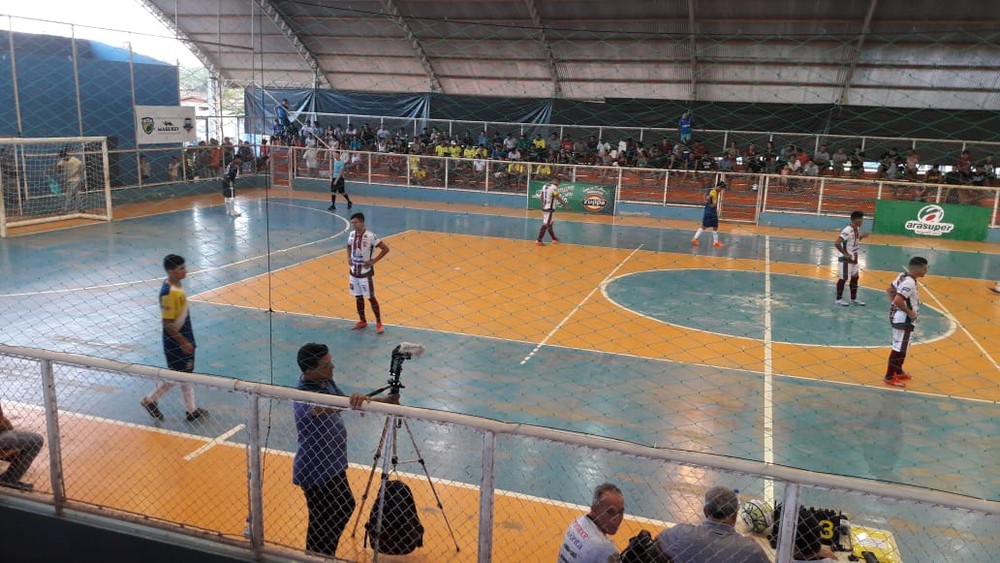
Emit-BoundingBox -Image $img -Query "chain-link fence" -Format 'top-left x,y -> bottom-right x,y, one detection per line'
1,345 -> 996,562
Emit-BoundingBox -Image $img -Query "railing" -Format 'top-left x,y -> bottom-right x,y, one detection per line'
278,146 -> 1000,229
1,344 -> 997,562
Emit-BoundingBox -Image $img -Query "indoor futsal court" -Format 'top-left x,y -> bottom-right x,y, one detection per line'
1,189 -> 998,558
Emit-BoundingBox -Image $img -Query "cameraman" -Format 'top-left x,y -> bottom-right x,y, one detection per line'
292,342 -> 399,558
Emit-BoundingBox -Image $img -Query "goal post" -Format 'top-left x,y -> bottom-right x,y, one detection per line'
0,136 -> 113,237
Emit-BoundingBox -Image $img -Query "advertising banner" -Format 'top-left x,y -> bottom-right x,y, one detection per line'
134,105 -> 197,145
873,200 -> 990,241
528,180 -> 615,215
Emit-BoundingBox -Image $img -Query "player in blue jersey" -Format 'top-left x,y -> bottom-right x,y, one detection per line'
691,181 -> 726,247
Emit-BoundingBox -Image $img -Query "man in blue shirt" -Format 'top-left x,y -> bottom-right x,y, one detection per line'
292,343 -> 397,557
655,486 -> 770,563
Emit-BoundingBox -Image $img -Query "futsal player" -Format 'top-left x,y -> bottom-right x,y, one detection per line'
536,176 -> 566,246
222,157 -> 241,217
347,213 -> 389,333
328,151 -> 353,211
691,181 -> 726,247
835,210 -> 867,306
884,256 -> 929,388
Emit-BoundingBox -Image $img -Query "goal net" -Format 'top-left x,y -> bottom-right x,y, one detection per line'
0,136 -> 112,237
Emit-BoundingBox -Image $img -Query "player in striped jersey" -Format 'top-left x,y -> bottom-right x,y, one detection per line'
691,181 -> 726,247
835,210 -> 867,306
347,213 -> 390,333
536,176 -> 566,246
884,256 -> 928,388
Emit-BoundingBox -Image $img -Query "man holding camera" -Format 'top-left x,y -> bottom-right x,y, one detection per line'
292,343 -> 398,558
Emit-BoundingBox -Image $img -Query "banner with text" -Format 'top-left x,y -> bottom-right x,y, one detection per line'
134,105 -> 197,145
528,180 -> 615,215
873,200 -> 990,241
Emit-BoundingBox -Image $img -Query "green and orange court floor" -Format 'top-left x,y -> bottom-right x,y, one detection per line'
1,189 -> 997,559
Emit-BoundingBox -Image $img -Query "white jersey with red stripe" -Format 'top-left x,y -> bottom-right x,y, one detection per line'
347,229 -> 381,277
838,224 -> 861,261
889,272 -> 919,325
540,182 -> 560,212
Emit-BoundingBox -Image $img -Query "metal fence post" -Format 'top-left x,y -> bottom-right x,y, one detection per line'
775,482 -> 800,563
477,430 -> 496,563
39,359 -> 66,512
245,392 -> 265,553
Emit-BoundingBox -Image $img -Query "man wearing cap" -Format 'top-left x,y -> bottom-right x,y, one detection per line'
654,486 -> 769,563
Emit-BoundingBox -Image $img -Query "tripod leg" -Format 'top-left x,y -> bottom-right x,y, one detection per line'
370,415 -> 399,562
350,416 -> 391,539
401,419 -> 462,552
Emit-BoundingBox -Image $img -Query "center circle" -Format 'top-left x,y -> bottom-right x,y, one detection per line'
604,269 -> 951,346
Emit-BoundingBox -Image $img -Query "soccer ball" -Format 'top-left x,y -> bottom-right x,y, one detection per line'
739,499 -> 774,534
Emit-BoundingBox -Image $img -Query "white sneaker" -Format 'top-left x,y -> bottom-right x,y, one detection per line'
835,299 -> 850,306
852,299 -> 866,306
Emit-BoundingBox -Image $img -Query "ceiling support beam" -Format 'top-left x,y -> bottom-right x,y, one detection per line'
687,0 -> 698,101
255,0 -> 332,89
135,0 -> 221,76
837,0 -> 878,105
379,0 -> 443,93
523,0 -> 562,98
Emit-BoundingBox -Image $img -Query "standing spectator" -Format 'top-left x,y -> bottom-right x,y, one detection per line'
835,211 -> 867,306
535,176 -> 566,246
222,158 -> 241,218
167,156 -> 180,182
275,98 -> 292,131
884,257 -> 929,388
237,141 -> 254,171
140,255 -> 209,422
691,181 -> 726,247
304,145 -> 320,177
831,147 -> 848,176
292,343 -> 398,558
139,155 -> 152,182
51,147 -> 84,212
347,213 -> 390,333
328,152 -> 353,211
678,111 -> 694,143
556,483 -> 625,563
654,486 -> 769,563
0,400 -> 44,491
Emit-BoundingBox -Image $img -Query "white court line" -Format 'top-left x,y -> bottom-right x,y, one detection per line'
762,235 -> 775,504
921,284 -> 1000,373
183,424 -> 246,461
0,201 -> 348,299
519,244 -> 643,365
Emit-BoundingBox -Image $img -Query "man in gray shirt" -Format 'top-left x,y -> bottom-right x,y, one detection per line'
654,486 -> 770,563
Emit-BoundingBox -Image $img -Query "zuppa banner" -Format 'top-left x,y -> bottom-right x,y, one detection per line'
528,180 -> 615,215
134,105 -> 197,145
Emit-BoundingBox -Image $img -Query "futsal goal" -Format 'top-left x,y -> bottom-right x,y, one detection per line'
0,136 -> 112,237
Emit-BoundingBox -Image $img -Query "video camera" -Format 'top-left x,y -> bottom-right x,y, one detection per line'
378,343 -> 426,396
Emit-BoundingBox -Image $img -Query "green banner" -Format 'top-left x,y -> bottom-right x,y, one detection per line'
873,200 -> 990,241
528,180 -> 615,215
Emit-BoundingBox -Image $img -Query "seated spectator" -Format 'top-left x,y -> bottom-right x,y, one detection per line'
654,486 -> 769,563
503,133 -> 517,152
718,151 -> 735,171
557,483 -> 624,563
955,150 -> 974,182
903,151 -> 920,181
781,158 -> 802,184
477,130 -> 489,148
980,155 -> 996,183
924,164 -> 942,184
802,159 -> 819,177
848,146 -> 865,176
0,400 -> 44,491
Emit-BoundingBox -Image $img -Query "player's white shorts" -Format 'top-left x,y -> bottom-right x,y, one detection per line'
891,325 -> 913,353
838,258 -> 860,280
541,211 -> 554,226
349,274 -> 375,298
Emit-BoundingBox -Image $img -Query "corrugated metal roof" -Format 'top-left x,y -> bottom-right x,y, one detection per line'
138,0 -> 1000,110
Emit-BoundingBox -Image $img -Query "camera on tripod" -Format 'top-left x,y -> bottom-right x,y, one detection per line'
376,343 -> 426,397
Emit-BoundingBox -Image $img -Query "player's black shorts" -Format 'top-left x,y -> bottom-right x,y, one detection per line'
331,176 -> 346,193
702,213 -> 719,228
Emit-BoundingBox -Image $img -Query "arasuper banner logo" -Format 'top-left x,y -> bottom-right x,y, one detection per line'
873,200 -> 989,242
904,205 -> 955,236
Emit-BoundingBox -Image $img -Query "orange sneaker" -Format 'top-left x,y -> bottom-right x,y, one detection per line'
351,321 -> 368,330
376,323 -> 384,334
691,238 -> 699,246
713,241 -> 725,247
883,376 -> 906,388
551,239 -> 560,245
896,372 -> 913,380
536,241 -> 545,246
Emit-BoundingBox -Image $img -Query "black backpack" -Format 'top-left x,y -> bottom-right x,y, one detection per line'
620,529 -> 658,563
364,479 -> 425,555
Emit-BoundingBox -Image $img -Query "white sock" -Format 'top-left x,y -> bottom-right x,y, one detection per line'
181,384 -> 197,412
713,231 -> 719,243
225,198 -> 234,215
693,228 -> 703,239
